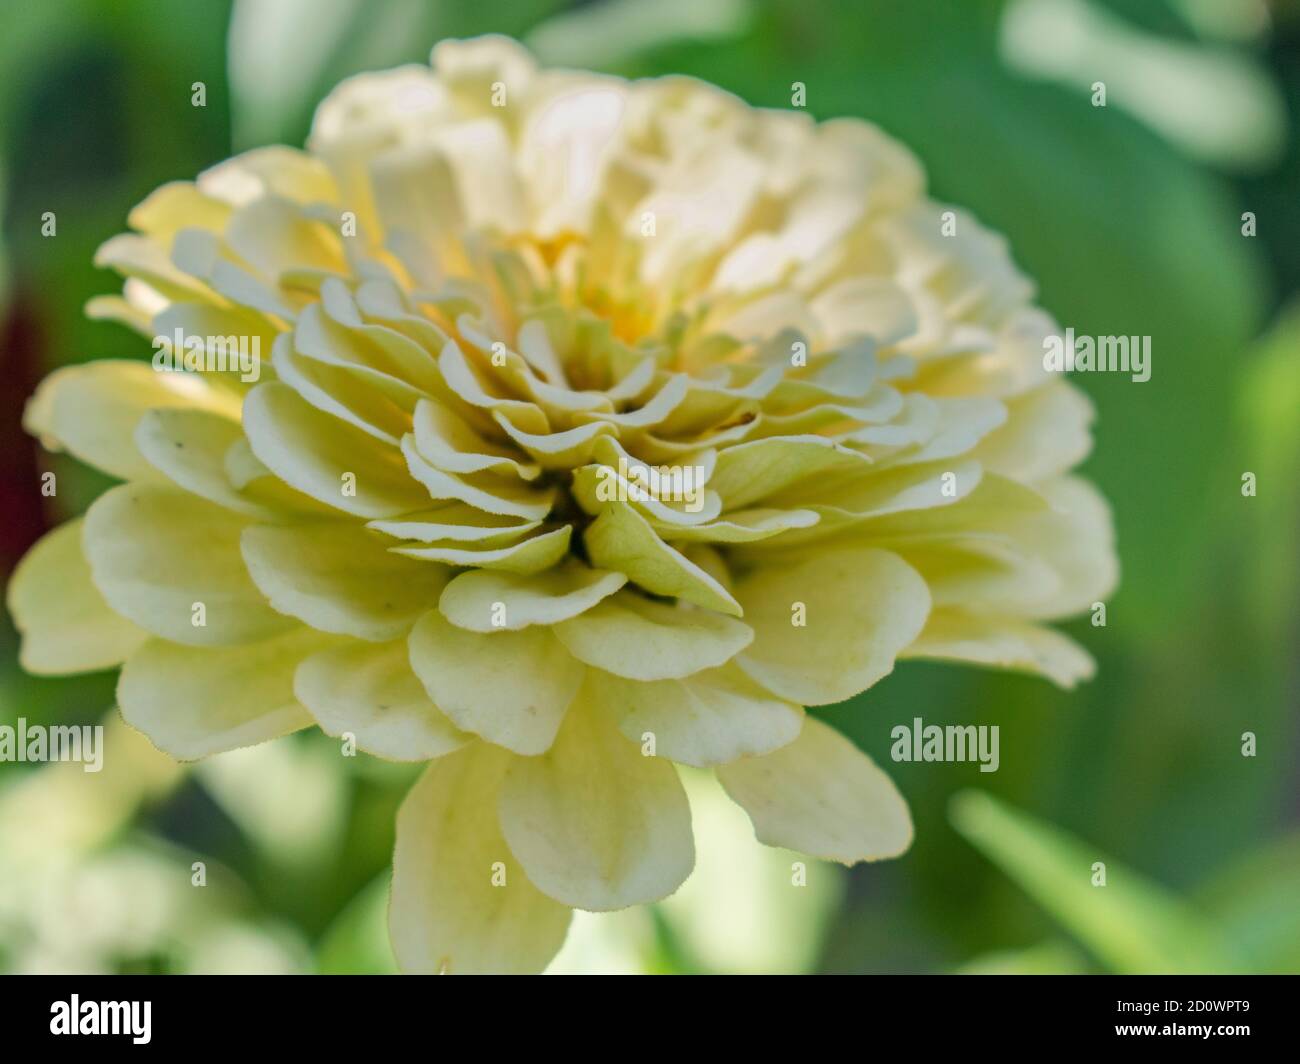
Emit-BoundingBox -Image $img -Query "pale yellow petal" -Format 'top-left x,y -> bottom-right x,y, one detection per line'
733,547 -> 930,705
393,525 -> 570,573
7,519 -> 147,675
24,360 -> 239,481
241,521 -> 450,640
903,609 -> 1095,689
118,627 -> 327,759
135,407 -> 276,518
553,592 -> 752,681
408,608 -> 583,755
587,663 -> 804,768
717,717 -> 912,863
498,696 -> 694,910
242,381 -> 428,518
294,639 -> 467,759
390,743 -> 572,975
438,561 -> 626,631
708,435 -> 873,510
83,484 -> 293,646
583,502 -> 741,615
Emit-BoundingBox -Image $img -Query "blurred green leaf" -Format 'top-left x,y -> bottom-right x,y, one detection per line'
1235,305 -> 1300,633
227,0 -> 568,149
956,940 -> 1089,974
314,872 -> 398,975
526,0 -> 752,68
950,790 -> 1237,972
1001,0 -> 1286,169
1196,834 -> 1300,974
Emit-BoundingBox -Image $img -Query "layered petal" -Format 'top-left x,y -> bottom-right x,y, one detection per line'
733,547 -> 930,704
498,695 -> 694,910
83,484 -> 294,646
408,608 -> 584,755
241,521 -> 450,640
390,743 -> 572,974
587,663 -> 804,768
553,591 -> 752,681
24,360 -> 240,482
903,608 -> 1095,688
294,638 -> 467,759
118,627 -> 327,759
438,561 -> 626,631
718,716 -> 912,862
7,519 -> 147,674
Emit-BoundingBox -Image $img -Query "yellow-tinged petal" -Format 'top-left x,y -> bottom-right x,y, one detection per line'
128,180 -> 232,239
498,695 -> 695,910
242,381 -> 429,518
733,547 -> 930,705
782,458 -> 983,522
118,627 -> 328,759
24,360 -> 239,482
587,663 -> 804,768
7,519 -> 147,675
294,639 -> 468,759
903,608 -> 1095,689
973,382 -> 1093,483
708,435 -> 873,510
135,407 -> 276,518
241,521 -> 450,640
656,507 -> 819,545
393,525 -> 571,573
583,502 -> 741,615
413,398 -> 541,480
390,743 -> 572,974
368,505 -> 541,545
400,434 -> 555,521
717,716 -> 912,863
438,562 -> 626,631
1015,476 -> 1119,620
198,145 -> 341,207
83,484 -> 294,646
408,608 -> 583,755
553,592 -> 752,681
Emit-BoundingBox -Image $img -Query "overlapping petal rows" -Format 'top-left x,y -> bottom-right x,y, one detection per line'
8,36 -> 1117,972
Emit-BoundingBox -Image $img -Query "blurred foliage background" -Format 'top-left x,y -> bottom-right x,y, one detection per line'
0,0 -> 1297,974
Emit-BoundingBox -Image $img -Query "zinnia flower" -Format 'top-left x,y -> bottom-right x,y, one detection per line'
8,36 -> 1116,973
